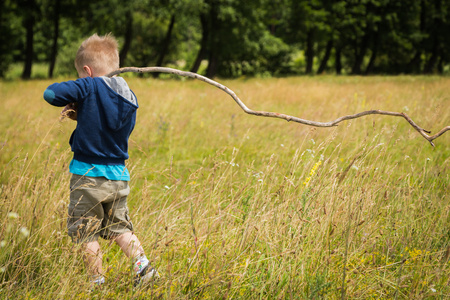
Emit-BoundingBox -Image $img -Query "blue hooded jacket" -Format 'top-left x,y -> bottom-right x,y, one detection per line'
44,76 -> 138,167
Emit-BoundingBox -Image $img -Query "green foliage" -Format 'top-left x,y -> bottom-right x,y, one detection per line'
1,0 -> 450,78
0,0 -> 24,77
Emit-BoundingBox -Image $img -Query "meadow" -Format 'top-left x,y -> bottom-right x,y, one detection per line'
0,75 -> 449,299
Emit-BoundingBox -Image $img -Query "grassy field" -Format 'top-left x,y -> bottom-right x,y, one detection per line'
0,75 -> 449,299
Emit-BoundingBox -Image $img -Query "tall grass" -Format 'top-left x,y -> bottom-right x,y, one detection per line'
0,76 -> 449,299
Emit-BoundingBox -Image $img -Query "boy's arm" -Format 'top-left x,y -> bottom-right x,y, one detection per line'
43,79 -> 91,107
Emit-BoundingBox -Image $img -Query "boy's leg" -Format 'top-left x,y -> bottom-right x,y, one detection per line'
99,181 -> 148,272
114,232 -> 159,284
114,231 -> 144,258
99,179 -> 159,283
83,240 -> 103,276
69,175 -> 108,285
114,232 -> 149,274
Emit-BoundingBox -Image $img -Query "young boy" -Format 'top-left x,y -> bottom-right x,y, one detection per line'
43,33 -> 158,287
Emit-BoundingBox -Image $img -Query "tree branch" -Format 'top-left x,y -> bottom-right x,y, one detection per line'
106,67 -> 449,147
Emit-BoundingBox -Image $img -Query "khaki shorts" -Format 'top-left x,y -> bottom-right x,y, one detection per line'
68,174 -> 133,243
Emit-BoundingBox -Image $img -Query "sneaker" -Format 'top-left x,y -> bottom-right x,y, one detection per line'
89,275 -> 105,292
134,265 -> 160,287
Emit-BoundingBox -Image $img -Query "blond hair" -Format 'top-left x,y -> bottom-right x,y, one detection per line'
74,33 -> 119,76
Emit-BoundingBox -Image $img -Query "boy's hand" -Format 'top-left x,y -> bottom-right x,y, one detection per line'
60,103 -> 78,121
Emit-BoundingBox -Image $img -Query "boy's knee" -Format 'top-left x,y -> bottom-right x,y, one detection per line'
83,241 -> 102,256
68,215 -> 102,243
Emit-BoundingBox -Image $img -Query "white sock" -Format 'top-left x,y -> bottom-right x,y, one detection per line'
134,254 -> 149,274
91,275 -> 105,285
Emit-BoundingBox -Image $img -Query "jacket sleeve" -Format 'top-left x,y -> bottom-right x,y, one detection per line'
43,78 -> 92,107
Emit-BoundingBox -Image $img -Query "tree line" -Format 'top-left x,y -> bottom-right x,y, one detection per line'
1,0 -> 449,79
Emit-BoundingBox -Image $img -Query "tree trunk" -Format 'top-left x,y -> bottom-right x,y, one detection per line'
407,0 -> 426,73
206,2 -> 219,78
317,39 -> 333,74
0,0 -> 5,77
305,29 -> 314,74
206,52 -> 218,78
335,46 -> 342,75
22,0 -> 36,80
437,56 -> 443,74
119,10 -> 133,67
153,14 -> 176,78
424,38 -> 439,74
190,13 -> 208,74
351,33 -> 369,75
364,32 -> 378,75
424,0 -> 441,74
406,52 -> 422,74
48,0 -> 61,78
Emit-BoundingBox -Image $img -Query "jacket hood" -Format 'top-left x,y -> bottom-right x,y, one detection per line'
98,76 -> 138,131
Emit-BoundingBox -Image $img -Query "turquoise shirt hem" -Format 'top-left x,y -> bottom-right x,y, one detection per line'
69,159 -> 130,181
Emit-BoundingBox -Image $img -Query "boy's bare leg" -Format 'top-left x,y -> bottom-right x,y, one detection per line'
114,232 -> 159,283
83,241 -> 103,276
114,231 -> 145,258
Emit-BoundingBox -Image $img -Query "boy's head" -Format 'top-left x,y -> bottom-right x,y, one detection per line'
75,33 -> 119,78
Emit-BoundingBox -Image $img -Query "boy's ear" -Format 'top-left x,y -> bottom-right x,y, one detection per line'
83,65 -> 93,77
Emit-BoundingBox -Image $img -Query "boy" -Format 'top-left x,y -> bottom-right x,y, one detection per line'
43,33 -> 158,287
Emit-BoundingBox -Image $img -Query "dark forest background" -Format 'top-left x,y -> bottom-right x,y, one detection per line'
2,0 -> 450,79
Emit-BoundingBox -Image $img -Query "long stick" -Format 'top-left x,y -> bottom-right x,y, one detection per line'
106,67 -> 449,147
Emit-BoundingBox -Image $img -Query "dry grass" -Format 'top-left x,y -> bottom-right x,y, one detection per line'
0,76 -> 449,299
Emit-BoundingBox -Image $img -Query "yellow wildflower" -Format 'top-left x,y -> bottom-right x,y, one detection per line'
303,160 -> 322,187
